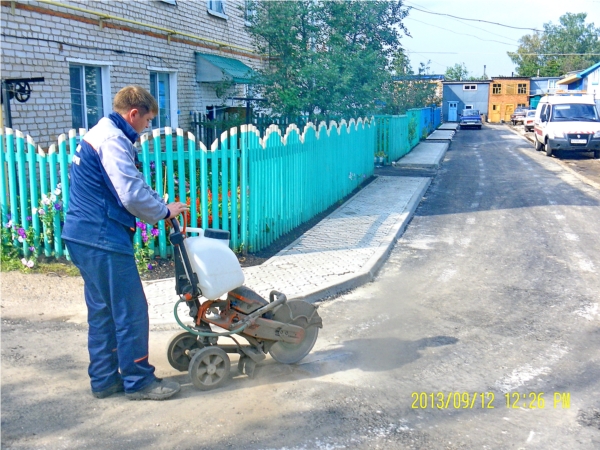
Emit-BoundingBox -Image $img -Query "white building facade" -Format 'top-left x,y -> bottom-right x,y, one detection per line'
1,0 -> 261,148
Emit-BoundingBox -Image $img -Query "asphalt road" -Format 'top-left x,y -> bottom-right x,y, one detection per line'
2,125 -> 600,449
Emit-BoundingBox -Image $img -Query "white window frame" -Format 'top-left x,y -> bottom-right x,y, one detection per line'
548,79 -> 557,89
207,0 -> 227,19
463,84 -> 477,91
464,105 -> 473,109
67,59 -> 112,130
148,68 -> 178,131
591,69 -> 599,86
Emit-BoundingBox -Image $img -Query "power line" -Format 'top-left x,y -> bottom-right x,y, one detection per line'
404,0 -> 521,42
405,16 -> 517,46
406,5 -> 543,32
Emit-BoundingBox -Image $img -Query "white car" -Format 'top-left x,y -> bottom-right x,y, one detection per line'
533,95 -> 600,158
524,110 -> 536,132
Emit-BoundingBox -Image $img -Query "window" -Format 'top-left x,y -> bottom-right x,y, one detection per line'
69,64 -> 110,130
465,105 -> 473,109
518,83 -> 527,94
207,0 -> 227,18
548,79 -> 557,89
517,103 -> 527,108
592,69 -> 599,86
463,85 -> 477,90
492,83 -> 501,94
149,71 -> 178,129
244,0 -> 255,24
492,105 -> 499,111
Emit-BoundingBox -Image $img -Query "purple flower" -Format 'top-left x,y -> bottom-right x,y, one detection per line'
136,221 -> 146,231
17,228 -> 26,238
54,203 -> 62,211
141,230 -> 148,243
147,263 -> 154,270
151,228 -> 159,237
6,214 -> 11,220
29,246 -> 35,252
4,220 -> 12,228
26,216 -> 32,221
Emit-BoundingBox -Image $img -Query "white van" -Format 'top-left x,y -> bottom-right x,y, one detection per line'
533,94 -> 600,159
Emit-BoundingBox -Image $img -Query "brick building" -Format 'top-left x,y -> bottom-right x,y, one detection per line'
1,0 -> 262,148
487,77 -> 530,123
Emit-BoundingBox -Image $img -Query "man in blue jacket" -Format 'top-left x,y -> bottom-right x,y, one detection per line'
63,86 -> 188,400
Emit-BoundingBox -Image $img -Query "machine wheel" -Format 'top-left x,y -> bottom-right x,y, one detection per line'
594,150 -> 600,159
167,331 -> 203,372
269,325 -> 319,364
189,346 -> 231,390
545,140 -> 553,157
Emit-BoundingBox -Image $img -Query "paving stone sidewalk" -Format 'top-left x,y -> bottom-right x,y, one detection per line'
144,140 -> 450,325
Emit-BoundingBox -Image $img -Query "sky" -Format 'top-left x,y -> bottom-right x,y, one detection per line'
400,0 -> 600,78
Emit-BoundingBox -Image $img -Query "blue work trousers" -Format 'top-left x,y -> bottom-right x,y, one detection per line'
66,241 -> 156,394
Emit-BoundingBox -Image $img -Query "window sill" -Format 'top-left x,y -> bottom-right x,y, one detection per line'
208,9 -> 228,20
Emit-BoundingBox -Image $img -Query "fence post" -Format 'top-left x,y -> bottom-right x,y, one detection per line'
0,128 -> 7,223
152,129 -> 167,258
240,124 -> 248,252
27,135 -> 40,250
15,131 -> 30,255
229,128 -> 239,249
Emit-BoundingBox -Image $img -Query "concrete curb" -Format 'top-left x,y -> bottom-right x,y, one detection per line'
290,177 -> 432,303
392,143 -> 449,170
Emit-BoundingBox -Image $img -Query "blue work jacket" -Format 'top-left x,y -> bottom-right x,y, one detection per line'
62,113 -> 169,255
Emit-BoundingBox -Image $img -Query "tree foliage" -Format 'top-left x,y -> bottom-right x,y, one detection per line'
380,52 -> 441,114
444,63 -> 470,81
444,63 -> 486,81
246,0 -> 409,118
508,13 -> 600,77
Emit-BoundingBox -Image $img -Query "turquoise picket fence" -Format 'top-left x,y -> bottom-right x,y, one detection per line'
1,117 -> 377,259
375,106 -> 442,164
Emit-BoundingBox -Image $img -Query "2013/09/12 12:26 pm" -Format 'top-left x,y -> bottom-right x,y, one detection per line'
410,392 -> 571,409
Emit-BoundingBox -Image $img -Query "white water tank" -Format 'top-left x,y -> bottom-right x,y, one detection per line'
183,228 -> 245,300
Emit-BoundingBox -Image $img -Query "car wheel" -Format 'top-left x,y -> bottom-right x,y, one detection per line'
594,150 -> 600,159
545,140 -> 553,157
534,136 -> 543,151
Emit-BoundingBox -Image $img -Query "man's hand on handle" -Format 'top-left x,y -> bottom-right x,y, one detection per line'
166,202 -> 189,219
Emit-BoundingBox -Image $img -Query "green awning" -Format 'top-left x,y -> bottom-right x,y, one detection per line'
195,52 -> 257,84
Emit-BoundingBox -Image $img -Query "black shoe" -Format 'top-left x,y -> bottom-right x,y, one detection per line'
126,378 -> 181,401
92,382 -> 125,399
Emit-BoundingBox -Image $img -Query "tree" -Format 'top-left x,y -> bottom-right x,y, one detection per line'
381,53 -> 441,114
245,0 -> 409,119
508,13 -> 600,77
444,63 -> 470,81
444,63 -> 485,81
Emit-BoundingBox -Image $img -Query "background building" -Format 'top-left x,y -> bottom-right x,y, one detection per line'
441,81 -> 491,122
487,77 -> 530,123
529,77 -> 561,109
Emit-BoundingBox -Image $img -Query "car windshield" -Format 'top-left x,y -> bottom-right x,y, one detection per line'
550,104 -> 599,122
462,110 -> 479,116
526,111 -> 536,117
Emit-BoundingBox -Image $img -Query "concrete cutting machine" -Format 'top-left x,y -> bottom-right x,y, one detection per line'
166,218 -> 322,390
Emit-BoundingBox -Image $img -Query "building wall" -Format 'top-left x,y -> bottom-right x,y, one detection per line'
1,0 -> 261,148
442,83 -> 490,122
487,78 -> 530,123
